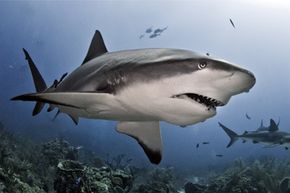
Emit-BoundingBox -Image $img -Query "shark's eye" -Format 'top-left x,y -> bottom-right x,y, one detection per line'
198,61 -> 207,70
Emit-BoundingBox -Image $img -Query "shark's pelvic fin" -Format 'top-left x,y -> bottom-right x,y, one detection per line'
68,114 -> 79,125
117,121 -> 162,164
82,30 -> 108,65
52,110 -> 61,121
32,102 -> 44,116
218,122 -> 238,148
51,109 -> 78,125
22,48 -> 47,116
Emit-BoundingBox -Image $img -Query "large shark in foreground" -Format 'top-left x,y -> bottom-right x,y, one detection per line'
11,30 -> 256,164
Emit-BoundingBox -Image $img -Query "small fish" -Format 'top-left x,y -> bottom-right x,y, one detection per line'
245,113 -> 251,120
75,177 -> 82,187
196,143 -> 200,148
206,53 -> 210,56
145,27 -> 152,33
139,34 -> 145,39
216,154 -> 223,157
75,146 -> 83,150
149,33 -> 160,39
229,19 -> 235,28
202,142 -> 210,145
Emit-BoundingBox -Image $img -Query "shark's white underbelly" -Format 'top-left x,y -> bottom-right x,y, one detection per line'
58,75 -> 216,126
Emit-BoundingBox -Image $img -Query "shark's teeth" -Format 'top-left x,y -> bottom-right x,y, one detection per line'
172,93 -> 224,110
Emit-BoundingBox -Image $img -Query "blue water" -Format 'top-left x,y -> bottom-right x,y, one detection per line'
1,1 -> 290,174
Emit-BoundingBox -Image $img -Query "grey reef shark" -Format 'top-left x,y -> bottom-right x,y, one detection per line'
11,30 -> 256,164
220,119 -> 290,149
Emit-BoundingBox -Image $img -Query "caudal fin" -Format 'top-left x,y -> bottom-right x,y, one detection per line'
19,49 -> 47,115
218,122 -> 239,148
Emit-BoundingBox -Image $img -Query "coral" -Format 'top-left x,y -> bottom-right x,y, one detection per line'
54,160 -> 133,193
105,154 -> 133,171
184,157 -> 290,193
0,121 -> 133,193
42,138 -> 79,166
131,167 -> 179,193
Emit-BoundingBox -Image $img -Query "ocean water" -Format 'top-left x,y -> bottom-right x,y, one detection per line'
1,1 -> 290,192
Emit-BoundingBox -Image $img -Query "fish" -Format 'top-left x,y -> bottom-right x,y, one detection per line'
216,154 -> 223,157
219,119 -> 289,148
153,26 -> 168,34
145,27 -> 153,33
149,27 -> 168,38
245,113 -> 251,120
11,30 -> 256,164
149,33 -> 160,39
202,142 -> 209,145
196,143 -> 200,148
229,18 -> 235,28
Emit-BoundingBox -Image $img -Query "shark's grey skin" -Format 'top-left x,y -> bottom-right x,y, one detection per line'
55,48 -> 252,95
11,30 -> 256,164
220,119 -> 289,148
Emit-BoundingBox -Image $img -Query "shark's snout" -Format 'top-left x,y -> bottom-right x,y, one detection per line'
227,63 -> 256,94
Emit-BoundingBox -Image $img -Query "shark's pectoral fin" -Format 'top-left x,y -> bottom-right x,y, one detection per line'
117,121 -> 162,164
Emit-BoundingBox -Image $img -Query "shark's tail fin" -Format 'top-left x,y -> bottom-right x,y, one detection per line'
218,122 -> 239,148
22,48 -> 47,116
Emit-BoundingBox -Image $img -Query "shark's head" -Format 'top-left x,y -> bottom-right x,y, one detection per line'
171,54 -> 256,123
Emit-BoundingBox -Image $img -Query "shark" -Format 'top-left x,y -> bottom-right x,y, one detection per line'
220,119 -> 290,149
11,30 -> 256,164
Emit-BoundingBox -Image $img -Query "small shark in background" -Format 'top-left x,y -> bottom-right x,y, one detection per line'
220,119 -> 290,149
12,30 -> 255,164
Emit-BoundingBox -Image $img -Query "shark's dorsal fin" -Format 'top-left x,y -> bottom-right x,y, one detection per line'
269,119 -> 279,132
82,30 -> 108,65
117,121 -> 162,164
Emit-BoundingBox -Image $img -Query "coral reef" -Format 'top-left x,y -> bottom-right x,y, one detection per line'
54,160 -> 133,193
131,167 -> 179,193
0,122 -> 133,193
184,157 -> 290,193
2,120 -> 290,193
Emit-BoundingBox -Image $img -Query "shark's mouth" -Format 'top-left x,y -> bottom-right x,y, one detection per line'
172,93 -> 225,110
